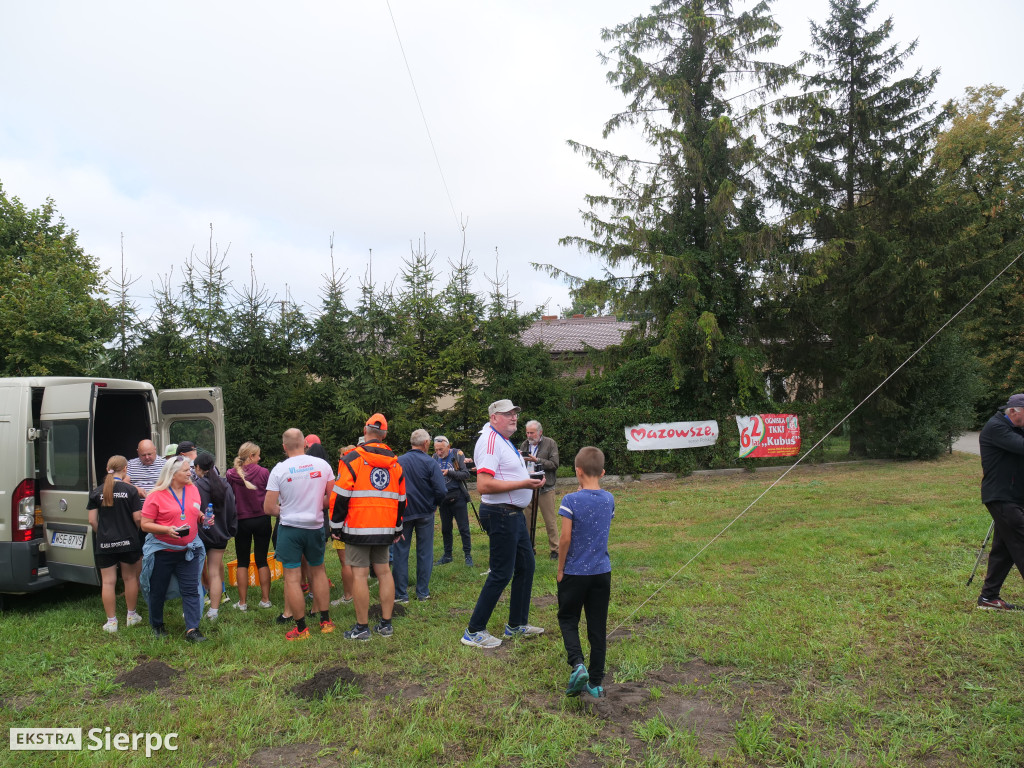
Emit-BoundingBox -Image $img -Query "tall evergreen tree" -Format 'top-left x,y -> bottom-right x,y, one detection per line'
767,0 -> 971,457
561,0 -> 792,414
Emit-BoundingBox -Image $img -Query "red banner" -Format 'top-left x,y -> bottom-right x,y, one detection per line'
735,414 -> 801,458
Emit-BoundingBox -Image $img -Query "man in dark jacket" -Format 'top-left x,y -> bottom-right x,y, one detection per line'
521,420 -> 560,559
395,429 -> 447,603
977,393 -> 1024,610
433,435 -> 473,566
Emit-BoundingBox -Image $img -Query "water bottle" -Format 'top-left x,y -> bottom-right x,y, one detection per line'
203,503 -> 214,529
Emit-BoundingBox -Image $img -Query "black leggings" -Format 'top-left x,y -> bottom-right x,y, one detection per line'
235,515 -> 272,570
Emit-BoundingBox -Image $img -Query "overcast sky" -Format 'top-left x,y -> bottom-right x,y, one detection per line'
1,1 -> 1020,321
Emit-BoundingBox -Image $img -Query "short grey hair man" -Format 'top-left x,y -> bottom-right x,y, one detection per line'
525,419 -> 542,433
410,428 -> 431,448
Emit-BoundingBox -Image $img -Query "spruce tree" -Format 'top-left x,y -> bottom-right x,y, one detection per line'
561,0 -> 792,414
767,0 -> 971,457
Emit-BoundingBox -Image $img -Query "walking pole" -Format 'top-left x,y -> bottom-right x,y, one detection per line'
966,521 -> 995,586
461,479 -> 482,531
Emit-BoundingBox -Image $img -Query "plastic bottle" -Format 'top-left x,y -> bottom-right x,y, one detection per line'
203,503 -> 214,529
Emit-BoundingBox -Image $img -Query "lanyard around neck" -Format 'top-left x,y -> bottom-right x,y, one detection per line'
169,487 -> 186,519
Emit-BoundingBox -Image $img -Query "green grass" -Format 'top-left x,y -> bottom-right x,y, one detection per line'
2,454 -> 1022,766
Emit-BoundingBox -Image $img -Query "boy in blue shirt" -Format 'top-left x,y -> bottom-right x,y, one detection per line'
556,446 -> 614,698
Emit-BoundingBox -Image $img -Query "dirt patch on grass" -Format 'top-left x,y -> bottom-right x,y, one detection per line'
532,594 -> 557,608
292,665 -> 364,701
244,743 -> 345,768
367,603 -> 407,620
114,660 -> 182,690
293,665 -> 436,702
568,658 -> 789,763
607,617 -> 661,643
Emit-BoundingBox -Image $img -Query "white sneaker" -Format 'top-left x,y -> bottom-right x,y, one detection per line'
504,623 -> 545,637
125,611 -> 143,627
258,600 -> 273,609
461,629 -> 502,648
330,596 -> 353,607
206,608 -> 219,620
102,618 -> 118,634
234,601 -> 248,612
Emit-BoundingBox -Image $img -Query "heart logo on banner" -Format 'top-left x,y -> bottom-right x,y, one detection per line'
630,428 -> 647,442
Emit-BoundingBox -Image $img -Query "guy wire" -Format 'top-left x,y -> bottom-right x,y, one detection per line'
607,249 -> 1024,638
385,1 -> 462,230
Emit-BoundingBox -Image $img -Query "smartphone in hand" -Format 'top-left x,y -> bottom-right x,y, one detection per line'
174,525 -> 190,537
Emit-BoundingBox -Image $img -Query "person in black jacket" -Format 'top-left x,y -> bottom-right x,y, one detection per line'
977,393 -> 1024,610
195,452 -> 238,619
433,435 -> 473,566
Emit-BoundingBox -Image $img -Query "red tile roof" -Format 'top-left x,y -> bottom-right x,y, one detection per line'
521,315 -> 634,353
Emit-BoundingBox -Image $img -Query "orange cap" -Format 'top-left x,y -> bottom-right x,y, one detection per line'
365,413 -> 388,431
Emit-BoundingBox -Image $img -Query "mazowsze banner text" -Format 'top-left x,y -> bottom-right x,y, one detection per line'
735,414 -> 800,458
625,421 -> 719,451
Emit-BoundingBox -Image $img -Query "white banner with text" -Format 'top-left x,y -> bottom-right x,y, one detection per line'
625,421 -> 719,451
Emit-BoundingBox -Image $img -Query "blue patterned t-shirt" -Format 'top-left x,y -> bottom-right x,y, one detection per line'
558,488 -> 614,576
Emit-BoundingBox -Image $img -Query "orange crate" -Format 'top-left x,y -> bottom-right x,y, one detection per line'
227,553 -> 284,586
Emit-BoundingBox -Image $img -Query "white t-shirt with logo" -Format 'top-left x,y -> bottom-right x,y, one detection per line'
474,423 -> 532,508
267,455 -> 336,530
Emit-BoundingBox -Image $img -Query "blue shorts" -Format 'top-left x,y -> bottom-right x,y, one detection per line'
275,525 -> 326,569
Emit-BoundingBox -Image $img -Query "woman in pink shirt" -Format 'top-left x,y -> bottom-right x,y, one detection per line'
141,455 -> 207,642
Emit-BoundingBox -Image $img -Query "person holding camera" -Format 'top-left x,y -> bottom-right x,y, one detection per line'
461,399 -> 546,649
433,435 -> 473,567
977,393 -> 1024,611
520,420 -> 560,560
140,455 -> 207,642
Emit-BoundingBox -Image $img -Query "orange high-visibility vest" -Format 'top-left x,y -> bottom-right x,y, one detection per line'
330,442 -> 405,546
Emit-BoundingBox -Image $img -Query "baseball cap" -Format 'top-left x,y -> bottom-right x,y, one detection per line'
176,441 -> 196,455
366,413 -> 388,431
488,399 -> 522,416
1004,394 -> 1024,409
162,443 -> 178,457
304,434 -> 321,448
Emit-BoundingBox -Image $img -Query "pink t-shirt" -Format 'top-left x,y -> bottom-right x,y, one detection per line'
141,485 -> 202,546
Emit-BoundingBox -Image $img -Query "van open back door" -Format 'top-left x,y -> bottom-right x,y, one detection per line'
157,388 -> 226,473
38,381 -> 100,586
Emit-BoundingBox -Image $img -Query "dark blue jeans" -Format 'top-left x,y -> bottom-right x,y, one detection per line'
148,548 -> 202,631
439,495 -> 472,558
393,515 -> 435,600
468,503 -> 535,633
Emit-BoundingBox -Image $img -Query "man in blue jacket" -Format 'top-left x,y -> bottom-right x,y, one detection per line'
395,429 -> 448,603
977,393 -> 1024,610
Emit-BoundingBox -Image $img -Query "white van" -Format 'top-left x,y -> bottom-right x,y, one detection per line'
0,377 -> 225,600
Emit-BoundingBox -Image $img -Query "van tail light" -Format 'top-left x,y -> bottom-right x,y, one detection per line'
12,479 -> 37,542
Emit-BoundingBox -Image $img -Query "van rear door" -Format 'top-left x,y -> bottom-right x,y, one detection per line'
157,388 -> 226,472
39,382 -> 100,586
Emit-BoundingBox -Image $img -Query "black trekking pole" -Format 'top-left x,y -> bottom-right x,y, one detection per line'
967,521 -> 995,586
461,479 -> 482,531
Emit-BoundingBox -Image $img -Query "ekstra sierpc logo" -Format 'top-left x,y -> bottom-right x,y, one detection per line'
10,728 -> 178,757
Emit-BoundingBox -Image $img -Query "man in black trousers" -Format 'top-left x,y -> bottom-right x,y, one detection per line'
977,393 -> 1024,610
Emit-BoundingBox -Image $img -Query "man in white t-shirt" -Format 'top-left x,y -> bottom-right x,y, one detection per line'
461,399 -> 546,649
265,428 -> 336,641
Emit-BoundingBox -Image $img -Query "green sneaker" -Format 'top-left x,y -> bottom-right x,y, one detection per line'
566,663 -> 589,697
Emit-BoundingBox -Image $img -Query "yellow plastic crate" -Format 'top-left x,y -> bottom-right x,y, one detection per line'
227,553 -> 284,586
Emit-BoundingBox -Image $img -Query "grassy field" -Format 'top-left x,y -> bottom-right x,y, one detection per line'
2,453 -> 1022,767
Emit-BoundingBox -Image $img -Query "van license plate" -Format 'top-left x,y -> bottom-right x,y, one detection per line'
50,532 -> 85,549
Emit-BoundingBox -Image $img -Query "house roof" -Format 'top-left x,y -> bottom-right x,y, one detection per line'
522,315 -> 634,353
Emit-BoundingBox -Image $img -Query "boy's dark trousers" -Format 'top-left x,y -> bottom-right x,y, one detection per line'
557,571 -> 611,686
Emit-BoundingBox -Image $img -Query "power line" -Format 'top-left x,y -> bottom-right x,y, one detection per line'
607,250 -> 1024,638
385,1 -> 463,231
